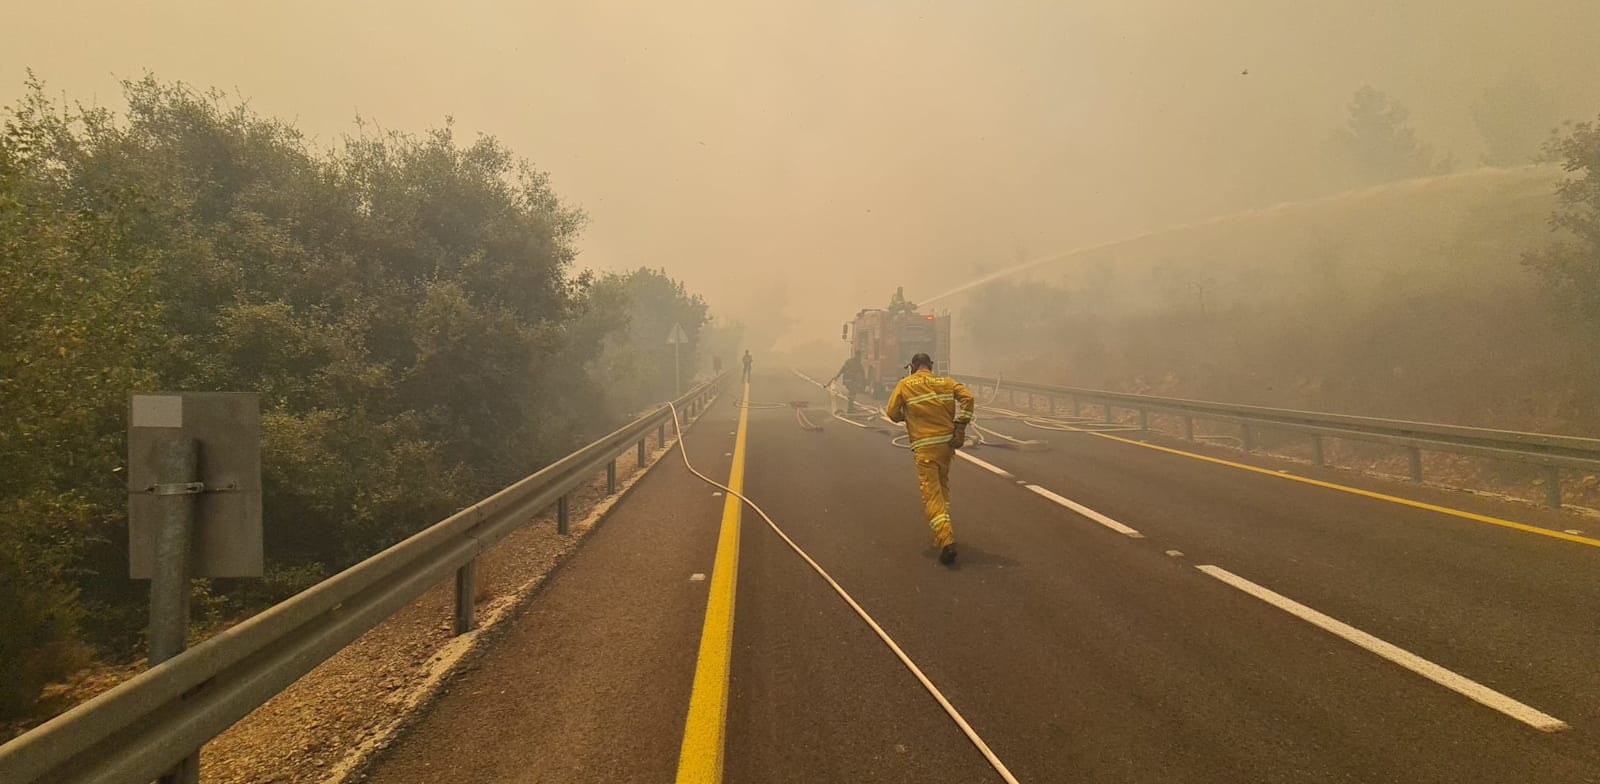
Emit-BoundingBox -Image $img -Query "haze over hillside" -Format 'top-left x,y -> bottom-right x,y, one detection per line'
6,1 -> 1600,348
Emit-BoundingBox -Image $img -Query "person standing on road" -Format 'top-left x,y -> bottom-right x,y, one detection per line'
827,352 -> 866,413
885,352 -> 974,566
742,350 -> 753,383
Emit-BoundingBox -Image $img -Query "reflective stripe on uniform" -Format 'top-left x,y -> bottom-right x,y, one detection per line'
906,392 -> 955,405
911,433 -> 954,449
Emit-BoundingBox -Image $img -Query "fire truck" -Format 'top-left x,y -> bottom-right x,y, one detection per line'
842,288 -> 952,395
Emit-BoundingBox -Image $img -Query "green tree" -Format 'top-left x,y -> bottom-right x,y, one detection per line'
0,74 -> 717,725
1472,70 -> 1560,166
1524,115 -> 1600,327
587,268 -> 711,411
1334,86 -> 1451,185
0,80 -> 166,713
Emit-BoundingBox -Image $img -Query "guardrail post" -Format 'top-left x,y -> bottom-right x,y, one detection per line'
1408,447 -> 1423,483
607,459 -> 617,494
1184,416 -> 1195,442
453,559 -> 477,634
1046,394 -> 1055,415
1546,466 -> 1562,508
1138,408 -> 1149,432
659,422 -> 667,446
1312,435 -> 1325,466
638,438 -> 647,467
557,494 -> 571,535
1103,402 -> 1112,423
1242,423 -> 1255,452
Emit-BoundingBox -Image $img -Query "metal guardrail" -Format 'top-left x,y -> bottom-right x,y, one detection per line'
958,374 -> 1600,508
0,376 -> 727,784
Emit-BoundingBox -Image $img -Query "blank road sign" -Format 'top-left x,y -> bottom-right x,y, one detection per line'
128,393 -> 263,579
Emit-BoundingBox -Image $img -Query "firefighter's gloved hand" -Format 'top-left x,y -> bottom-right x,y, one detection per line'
951,424 -> 968,449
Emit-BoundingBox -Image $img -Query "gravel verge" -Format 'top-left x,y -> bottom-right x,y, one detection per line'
191,413 -> 700,784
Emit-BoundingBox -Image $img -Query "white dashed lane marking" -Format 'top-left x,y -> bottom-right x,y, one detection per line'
955,451 -> 1015,479
1197,564 -> 1568,732
1023,484 -> 1144,538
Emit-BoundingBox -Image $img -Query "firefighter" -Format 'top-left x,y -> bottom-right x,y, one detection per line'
742,350 -> 753,382
888,286 -> 918,315
885,352 -> 974,566
827,352 -> 866,413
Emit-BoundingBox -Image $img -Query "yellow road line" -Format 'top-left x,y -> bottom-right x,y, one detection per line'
1087,430 -> 1600,549
675,382 -> 750,784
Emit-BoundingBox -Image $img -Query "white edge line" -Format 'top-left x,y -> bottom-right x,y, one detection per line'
1023,484 -> 1144,538
955,450 -> 1015,479
1195,564 -> 1569,733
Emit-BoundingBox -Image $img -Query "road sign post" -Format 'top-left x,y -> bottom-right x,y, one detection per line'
147,434 -> 201,784
666,323 -> 689,397
128,393 -> 261,784
147,434 -> 200,666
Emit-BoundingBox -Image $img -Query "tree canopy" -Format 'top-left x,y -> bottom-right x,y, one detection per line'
1472,70 -> 1561,167
0,75 -> 714,721
1524,115 -> 1600,328
1333,86 -> 1452,185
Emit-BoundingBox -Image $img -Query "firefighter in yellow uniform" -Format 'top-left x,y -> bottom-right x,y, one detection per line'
885,353 -> 975,566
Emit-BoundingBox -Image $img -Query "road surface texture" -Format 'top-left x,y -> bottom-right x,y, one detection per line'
364,372 -> 1600,783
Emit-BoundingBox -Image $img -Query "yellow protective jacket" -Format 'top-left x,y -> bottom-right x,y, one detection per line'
885,369 -> 975,449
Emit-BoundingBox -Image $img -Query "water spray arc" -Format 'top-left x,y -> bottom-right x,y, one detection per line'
916,167 -> 1552,308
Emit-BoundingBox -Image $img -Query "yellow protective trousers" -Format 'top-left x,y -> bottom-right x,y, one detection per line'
914,443 -> 956,548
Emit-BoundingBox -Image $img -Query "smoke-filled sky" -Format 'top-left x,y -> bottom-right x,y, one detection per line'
6,1 -> 1600,346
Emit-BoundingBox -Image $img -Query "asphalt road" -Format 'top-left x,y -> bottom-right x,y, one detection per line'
366,372 -> 1600,783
